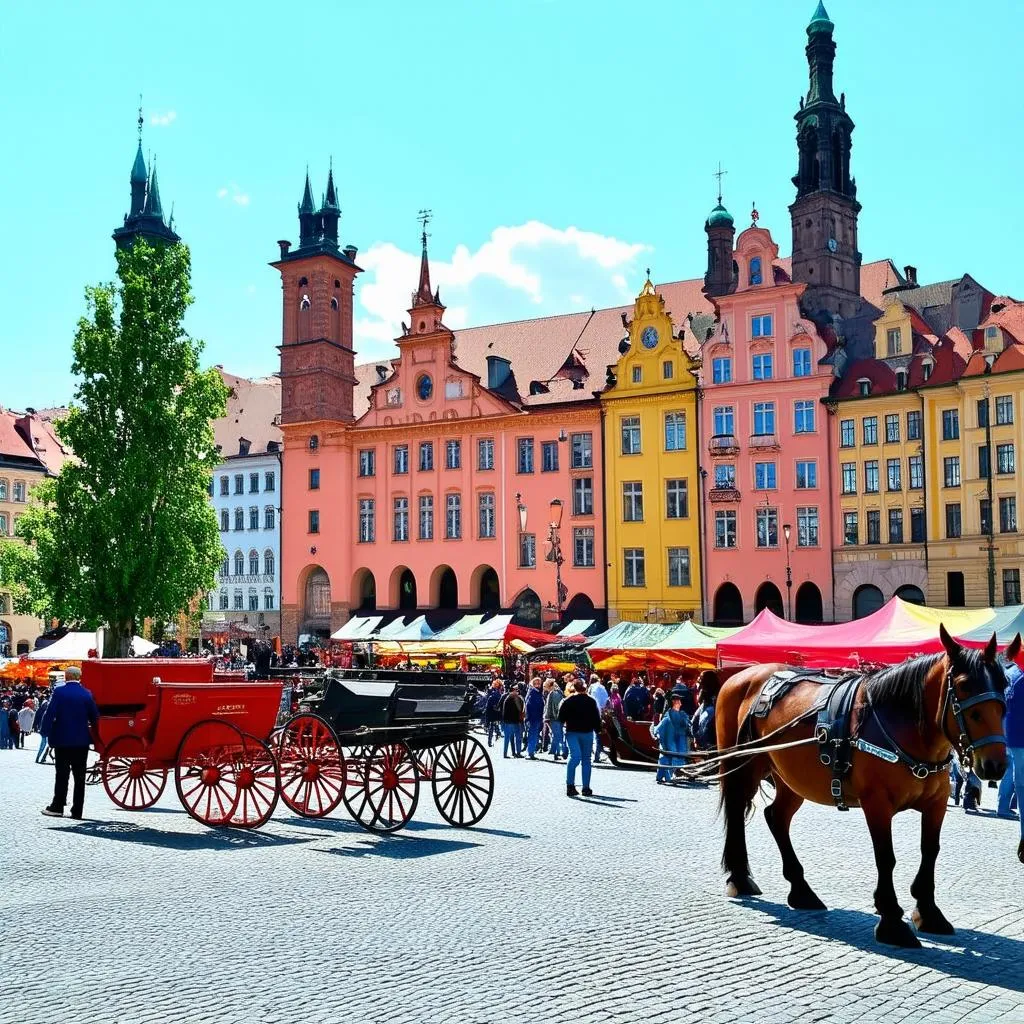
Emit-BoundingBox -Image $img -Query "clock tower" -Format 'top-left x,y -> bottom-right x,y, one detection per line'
788,2 -> 862,321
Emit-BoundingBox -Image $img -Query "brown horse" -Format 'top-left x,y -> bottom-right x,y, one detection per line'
717,625 -> 1017,948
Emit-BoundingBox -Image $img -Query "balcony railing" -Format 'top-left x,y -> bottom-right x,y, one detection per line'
708,434 -> 739,456
748,433 -> 780,452
708,487 -> 741,503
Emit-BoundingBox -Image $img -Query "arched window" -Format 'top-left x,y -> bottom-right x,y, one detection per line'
264,506 -> 276,530
300,295 -> 311,311
330,297 -> 339,310
249,550 -> 259,575
234,550 -> 244,576
248,588 -> 259,611
220,555 -> 229,578
264,550 -> 275,576
0,479 -> 7,501
749,257 -> 762,286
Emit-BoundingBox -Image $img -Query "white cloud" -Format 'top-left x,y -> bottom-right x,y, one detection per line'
217,182 -> 250,207
246,284 -> 257,295
150,110 -> 177,127
353,221 -> 649,358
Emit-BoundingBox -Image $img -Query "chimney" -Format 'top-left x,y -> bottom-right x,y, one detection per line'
277,240 -> 291,259
238,437 -> 251,456
486,355 -> 512,390
903,265 -> 918,288
343,245 -> 359,262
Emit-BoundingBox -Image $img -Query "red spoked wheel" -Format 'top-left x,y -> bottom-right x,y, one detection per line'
340,743 -> 372,822
349,742 -> 419,834
101,735 -> 168,810
174,719 -> 243,827
431,737 -> 494,827
277,714 -> 345,818
230,733 -> 280,829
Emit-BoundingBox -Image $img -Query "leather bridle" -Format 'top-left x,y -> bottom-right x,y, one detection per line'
941,661 -> 1007,772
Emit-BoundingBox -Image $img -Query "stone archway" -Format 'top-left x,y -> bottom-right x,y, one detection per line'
755,581 -> 784,618
398,568 -> 417,610
470,565 -> 500,612
713,583 -> 743,625
512,588 -> 542,628
795,582 -> 824,624
302,567 -> 331,637
895,585 -> 925,606
429,565 -> 458,610
352,569 -> 376,612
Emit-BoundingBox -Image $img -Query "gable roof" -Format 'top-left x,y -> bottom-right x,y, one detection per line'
213,369 -> 282,458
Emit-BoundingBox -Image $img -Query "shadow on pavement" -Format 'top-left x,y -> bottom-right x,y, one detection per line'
282,815 -> 530,840
318,834 -> 482,860
54,820 -> 313,851
746,898 -> 1024,992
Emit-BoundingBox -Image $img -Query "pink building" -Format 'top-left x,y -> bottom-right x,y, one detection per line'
700,220 -> 836,624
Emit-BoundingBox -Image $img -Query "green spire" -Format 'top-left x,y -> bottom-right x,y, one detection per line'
323,165 -> 339,211
299,171 -> 315,214
808,1 -> 833,33
131,142 -> 148,184
143,164 -> 164,219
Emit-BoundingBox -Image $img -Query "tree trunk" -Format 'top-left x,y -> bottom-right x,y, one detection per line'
103,620 -> 134,658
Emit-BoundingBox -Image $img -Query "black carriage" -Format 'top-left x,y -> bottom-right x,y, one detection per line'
275,668 -> 495,833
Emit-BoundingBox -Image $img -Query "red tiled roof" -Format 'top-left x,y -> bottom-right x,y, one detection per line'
981,296 -> 1024,343
213,369 -> 282,458
993,342 -> 1024,373
831,358 -> 898,398
0,412 -> 39,463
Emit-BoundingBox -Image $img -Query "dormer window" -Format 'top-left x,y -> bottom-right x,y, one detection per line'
922,360 -> 933,381
896,371 -> 907,392
749,257 -> 763,286
886,327 -> 902,356
238,438 -> 251,456
858,378 -> 871,397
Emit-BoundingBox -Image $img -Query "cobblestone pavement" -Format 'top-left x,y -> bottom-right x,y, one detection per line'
1,736 -> 1021,1024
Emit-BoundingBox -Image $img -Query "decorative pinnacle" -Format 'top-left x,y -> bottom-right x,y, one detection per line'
417,208 -> 432,249
137,94 -> 143,141
714,162 -> 727,205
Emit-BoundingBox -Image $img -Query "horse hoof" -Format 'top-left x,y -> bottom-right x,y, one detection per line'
725,877 -> 762,898
788,886 -> 827,911
911,907 -> 955,936
874,918 -> 922,949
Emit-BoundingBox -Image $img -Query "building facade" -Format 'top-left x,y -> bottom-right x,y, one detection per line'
601,277 -> 702,624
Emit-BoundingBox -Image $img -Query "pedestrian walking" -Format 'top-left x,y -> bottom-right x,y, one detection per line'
557,679 -> 602,797
8,703 -> 21,749
18,700 -> 36,750
587,674 -> 609,763
653,692 -> 691,784
996,659 -> 1024,864
545,678 -> 567,760
34,695 -> 51,764
484,678 -> 504,747
0,700 -> 11,750
39,667 -> 101,820
500,685 -> 525,759
524,678 -> 545,758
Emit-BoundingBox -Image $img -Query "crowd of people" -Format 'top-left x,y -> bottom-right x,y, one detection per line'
1,681 -> 52,761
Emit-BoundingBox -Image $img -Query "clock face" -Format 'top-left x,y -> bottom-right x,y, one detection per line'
641,326 -> 659,349
827,238 -> 838,253
417,374 -> 433,401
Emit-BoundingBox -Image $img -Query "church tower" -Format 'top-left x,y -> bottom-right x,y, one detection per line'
788,2 -> 862,320
113,108 -> 180,250
272,168 -> 361,425
703,197 -> 736,299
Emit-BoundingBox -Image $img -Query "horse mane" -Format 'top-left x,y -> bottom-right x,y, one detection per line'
863,653 -> 943,728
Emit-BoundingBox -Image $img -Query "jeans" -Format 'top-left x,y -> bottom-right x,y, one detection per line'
486,720 -> 501,746
526,721 -> 542,757
593,727 -> 604,761
51,746 -> 90,816
997,747 -> 1024,837
502,723 -> 522,757
548,721 -> 566,757
566,731 -> 593,789
35,735 -> 49,763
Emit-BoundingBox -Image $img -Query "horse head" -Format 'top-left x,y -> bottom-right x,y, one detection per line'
938,623 -> 1018,781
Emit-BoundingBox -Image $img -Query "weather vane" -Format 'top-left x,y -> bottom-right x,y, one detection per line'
751,202 -> 760,227
714,162 -> 727,205
137,93 -> 144,141
417,208 -> 432,245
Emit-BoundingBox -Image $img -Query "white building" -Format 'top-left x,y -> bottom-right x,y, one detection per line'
205,371 -> 282,639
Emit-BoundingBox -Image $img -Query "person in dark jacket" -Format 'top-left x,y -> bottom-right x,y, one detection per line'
483,679 -> 504,747
499,687 -> 525,759
34,695 -> 51,763
524,679 -> 545,758
622,677 -> 650,720
996,660 -> 1024,863
39,667 -> 101,819
557,680 -> 602,797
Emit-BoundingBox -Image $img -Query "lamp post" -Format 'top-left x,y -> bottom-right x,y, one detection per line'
547,498 -> 566,624
783,522 -> 793,621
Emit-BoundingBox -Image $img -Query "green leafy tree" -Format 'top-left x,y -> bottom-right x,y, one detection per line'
0,490 -> 62,622
28,239 -> 227,656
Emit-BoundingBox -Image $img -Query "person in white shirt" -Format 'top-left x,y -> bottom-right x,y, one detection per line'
587,673 -> 609,762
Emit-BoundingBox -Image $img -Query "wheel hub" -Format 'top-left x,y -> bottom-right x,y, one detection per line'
451,766 -> 469,788
302,763 -> 321,782
201,766 -> 221,786
382,768 -> 399,790
128,760 -> 147,780
238,767 -> 256,787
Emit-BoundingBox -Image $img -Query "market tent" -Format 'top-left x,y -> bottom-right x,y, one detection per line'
26,632 -> 156,661
959,605 -> 1024,648
374,614 -> 559,656
558,619 -> 597,637
716,598 -> 995,669
330,616 -> 383,641
587,620 -> 741,672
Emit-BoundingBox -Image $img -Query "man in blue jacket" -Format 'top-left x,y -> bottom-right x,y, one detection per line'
39,667 -> 101,820
524,678 -> 545,759
996,660 -> 1024,863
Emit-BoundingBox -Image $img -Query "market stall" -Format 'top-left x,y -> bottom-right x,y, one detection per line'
586,620 -> 740,673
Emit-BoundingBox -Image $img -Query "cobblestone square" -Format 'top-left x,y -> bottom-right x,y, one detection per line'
1,739 -> 1021,1024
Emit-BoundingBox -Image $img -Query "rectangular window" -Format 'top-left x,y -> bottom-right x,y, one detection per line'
888,508 -> 904,544
358,449 -> 375,477
248,592 -> 259,612
712,357 -> 733,383
942,409 -> 960,441
419,442 -> 434,472
945,503 -> 962,539
573,527 -> 595,568
248,507 -> 259,531
477,438 -> 494,471
308,510 -> 320,534
980,499 -> 993,535
667,547 -> 691,587
445,494 -> 462,539
911,507 -> 925,543
478,492 -> 496,538
997,443 -> 1015,475
219,592 -> 229,611
622,482 -> 644,522
752,353 -> 773,380
843,511 -> 858,546
234,474 -> 244,495
631,366 -> 643,384
793,349 -> 811,377
234,592 -> 244,611
754,462 -> 777,490
309,468 -> 320,490
265,506 -> 276,530
886,458 -> 901,491
796,460 -> 817,489
1003,568 -> 1021,605
979,445 -> 991,479
623,548 -> 646,587
753,402 -> 775,436
358,499 -> 374,543
393,497 -> 409,542
909,455 -> 924,490
943,456 -> 960,488
977,398 -> 989,428
1000,496 -> 1017,534
220,509 -> 229,532
841,462 -> 857,494
996,395 -> 1014,426
885,413 -> 900,443
866,509 -> 881,545
621,416 -> 641,455
793,400 -> 815,434
541,441 -> 559,473
264,471 -> 275,492
756,507 -> 778,548
220,476 -> 229,496
864,460 -> 879,494
886,327 -> 902,356
520,532 -> 536,568
570,432 -> 593,469
665,479 -> 688,519
446,440 -> 461,470
516,438 -> 534,474
664,412 -> 687,451
265,593 -> 275,611
394,445 -> 409,475
715,464 -> 736,488
796,507 -> 819,548
662,360 -> 674,380
713,406 -> 734,436
840,419 -> 855,447
419,495 -> 434,540
751,314 -> 773,338
234,508 -> 244,531
249,472 -> 259,494
907,410 -> 922,440
715,510 -> 737,549
572,476 -> 593,516
862,417 -> 878,445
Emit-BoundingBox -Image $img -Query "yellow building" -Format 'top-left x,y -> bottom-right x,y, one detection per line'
601,277 -> 702,624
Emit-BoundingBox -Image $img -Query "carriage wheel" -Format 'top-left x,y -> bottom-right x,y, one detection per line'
101,735 -> 168,810
340,743 -> 373,822
174,719 -> 243,827
351,742 -> 419,834
228,733 -> 280,829
277,714 -> 345,818
431,737 -> 494,827
86,749 -> 103,785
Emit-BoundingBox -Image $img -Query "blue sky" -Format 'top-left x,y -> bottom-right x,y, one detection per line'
3,0 -> 1022,409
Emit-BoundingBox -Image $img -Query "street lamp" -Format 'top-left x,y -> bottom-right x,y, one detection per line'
547,498 -> 566,623
783,522 -> 793,621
